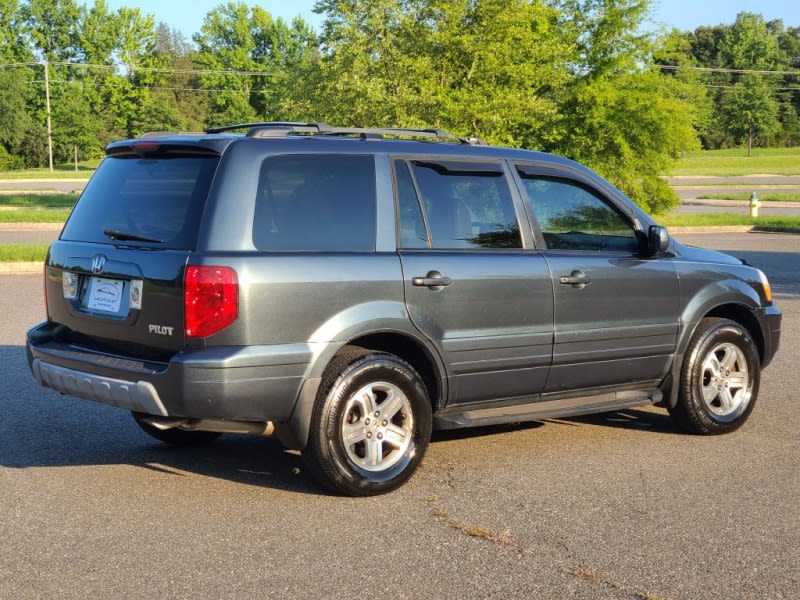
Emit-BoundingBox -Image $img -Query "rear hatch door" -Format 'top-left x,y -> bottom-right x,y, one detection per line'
45,147 -> 221,359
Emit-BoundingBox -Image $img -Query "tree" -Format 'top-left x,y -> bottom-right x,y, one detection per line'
310,0 -> 571,146
718,12 -> 780,70
721,74 -> 780,156
22,0 -> 82,62
193,3 -> 318,126
548,1 -> 702,213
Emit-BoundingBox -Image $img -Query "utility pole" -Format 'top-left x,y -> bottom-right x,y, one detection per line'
43,61 -> 53,172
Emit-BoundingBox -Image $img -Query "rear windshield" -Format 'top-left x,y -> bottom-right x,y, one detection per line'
61,155 -> 219,250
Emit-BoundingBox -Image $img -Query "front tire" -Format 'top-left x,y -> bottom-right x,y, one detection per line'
304,348 -> 432,496
669,318 -> 760,434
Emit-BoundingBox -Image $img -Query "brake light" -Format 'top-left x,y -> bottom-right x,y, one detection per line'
43,264 -> 49,317
184,266 -> 238,337
132,140 -> 160,152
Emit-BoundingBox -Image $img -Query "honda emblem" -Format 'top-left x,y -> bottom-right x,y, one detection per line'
91,255 -> 106,274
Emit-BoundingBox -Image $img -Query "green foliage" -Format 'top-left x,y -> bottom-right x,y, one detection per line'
193,3 -> 317,126
307,0 -> 570,146
0,193 -> 78,207
2,0 -> 797,212
0,243 -> 49,261
0,209 -> 70,222
720,75 -> 780,155
658,213 -> 800,230
682,12 -> 800,152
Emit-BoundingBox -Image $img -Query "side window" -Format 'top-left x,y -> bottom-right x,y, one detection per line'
254,154 -> 376,252
395,161 -> 428,248
517,171 -> 638,252
407,160 -> 522,249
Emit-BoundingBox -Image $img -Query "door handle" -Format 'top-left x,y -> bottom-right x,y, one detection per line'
412,270 -> 452,289
559,270 -> 591,288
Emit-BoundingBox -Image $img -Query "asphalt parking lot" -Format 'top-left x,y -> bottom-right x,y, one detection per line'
0,232 -> 797,600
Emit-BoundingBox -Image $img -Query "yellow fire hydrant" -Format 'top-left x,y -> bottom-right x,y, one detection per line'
749,192 -> 761,218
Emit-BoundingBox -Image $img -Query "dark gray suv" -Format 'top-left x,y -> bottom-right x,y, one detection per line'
26,123 -> 781,495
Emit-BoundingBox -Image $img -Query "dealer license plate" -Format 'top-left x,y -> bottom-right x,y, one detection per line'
86,277 -> 124,314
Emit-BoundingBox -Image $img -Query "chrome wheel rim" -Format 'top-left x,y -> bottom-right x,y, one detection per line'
341,381 -> 414,472
700,342 -> 751,418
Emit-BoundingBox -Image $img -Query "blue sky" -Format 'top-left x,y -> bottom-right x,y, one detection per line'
88,0 -> 800,41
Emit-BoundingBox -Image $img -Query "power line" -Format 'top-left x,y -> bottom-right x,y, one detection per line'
0,60 -> 276,77
658,64 -> 800,76
31,78 -> 252,94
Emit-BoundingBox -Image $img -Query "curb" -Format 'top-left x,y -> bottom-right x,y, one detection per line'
0,261 -> 42,274
668,225 -> 800,234
0,223 -> 63,230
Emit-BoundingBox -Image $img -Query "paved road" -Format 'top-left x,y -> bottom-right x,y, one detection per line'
0,179 -> 87,193
669,176 -> 800,216
0,233 -> 798,600
0,224 -> 61,244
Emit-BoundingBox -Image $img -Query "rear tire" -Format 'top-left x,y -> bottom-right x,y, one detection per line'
303,347 -> 432,496
131,412 -> 222,446
669,318 -> 760,434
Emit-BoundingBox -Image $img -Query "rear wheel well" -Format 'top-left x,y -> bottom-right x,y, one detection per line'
704,304 -> 765,363
344,333 -> 442,410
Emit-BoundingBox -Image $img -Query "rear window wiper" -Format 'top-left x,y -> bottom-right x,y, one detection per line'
103,228 -> 164,244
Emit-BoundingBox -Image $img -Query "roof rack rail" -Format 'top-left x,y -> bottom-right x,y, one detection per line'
140,131 -> 204,139
206,122 -> 333,134
229,123 -> 484,145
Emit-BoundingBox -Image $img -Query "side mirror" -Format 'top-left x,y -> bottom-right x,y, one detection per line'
647,225 -> 670,256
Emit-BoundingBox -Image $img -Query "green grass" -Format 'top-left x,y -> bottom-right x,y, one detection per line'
658,213 -> 800,229
696,192 -> 800,202
0,161 -> 97,179
671,147 -> 800,177
0,193 -> 79,208
0,209 -> 70,222
0,244 -> 48,262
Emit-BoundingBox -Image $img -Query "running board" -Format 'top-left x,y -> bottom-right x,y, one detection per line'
434,389 -> 662,430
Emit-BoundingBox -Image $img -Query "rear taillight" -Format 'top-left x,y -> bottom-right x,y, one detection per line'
184,266 -> 238,338
43,264 -> 49,317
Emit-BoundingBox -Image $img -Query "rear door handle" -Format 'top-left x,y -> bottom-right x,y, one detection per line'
412,270 -> 452,289
559,270 -> 591,288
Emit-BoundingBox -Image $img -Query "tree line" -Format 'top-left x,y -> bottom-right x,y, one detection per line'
0,0 -> 798,213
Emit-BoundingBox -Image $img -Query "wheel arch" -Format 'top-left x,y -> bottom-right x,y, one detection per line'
277,327 -> 446,450
661,300 -> 765,410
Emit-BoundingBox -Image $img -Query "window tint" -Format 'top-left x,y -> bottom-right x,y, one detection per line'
61,155 -> 219,250
517,172 -> 638,252
395,161 -> 428,248
254,154 -> 376,252
408,160 -> 521,249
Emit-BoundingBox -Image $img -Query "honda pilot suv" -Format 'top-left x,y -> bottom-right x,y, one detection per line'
26,122 -> 782,495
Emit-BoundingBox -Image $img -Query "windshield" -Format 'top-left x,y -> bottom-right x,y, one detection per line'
61,155 -> 220,250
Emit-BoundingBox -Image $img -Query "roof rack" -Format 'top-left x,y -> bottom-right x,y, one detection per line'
204,121 -> 484,145
205,122 -> 333,134
139,131 -> 205,139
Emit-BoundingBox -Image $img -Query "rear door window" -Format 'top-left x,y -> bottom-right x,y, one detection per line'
60,155 -> 219,250
254,154 -> 376,252
400,160 -> 522,249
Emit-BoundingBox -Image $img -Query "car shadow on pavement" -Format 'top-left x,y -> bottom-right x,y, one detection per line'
0,343 -> 715,493
1,345 -> 329,495
564,408 -> 682,434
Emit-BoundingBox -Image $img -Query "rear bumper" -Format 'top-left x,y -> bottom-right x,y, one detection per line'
31,358 -> 169,415
26,321 -> 312,421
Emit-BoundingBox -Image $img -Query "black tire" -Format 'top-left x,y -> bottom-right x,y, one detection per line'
669,318 -> 760,435
131,412 -> 222,446
303,347 -> 433,496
